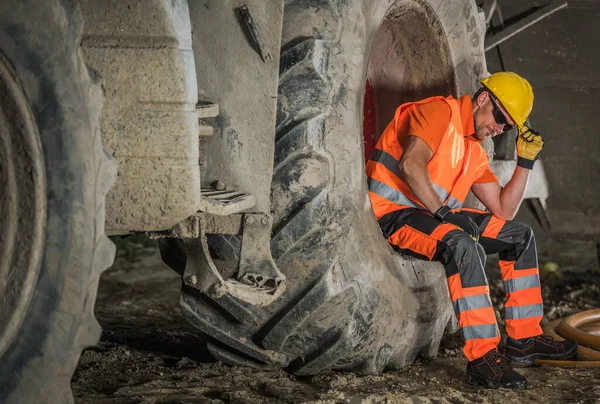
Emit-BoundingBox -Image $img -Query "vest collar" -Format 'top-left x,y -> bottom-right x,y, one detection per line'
457,94 -> 477,141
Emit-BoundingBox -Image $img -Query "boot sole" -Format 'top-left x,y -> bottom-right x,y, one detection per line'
467,373 -> 528,390
508,344 -> 579,368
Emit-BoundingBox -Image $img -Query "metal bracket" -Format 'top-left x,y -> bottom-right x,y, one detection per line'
182,223 -> 221,293
484,1 -> 568,52
238,213 -> 285,289
177,213 -> 285,307
238,4 -> 272,62
200,188 -> 257,216
147,177 -> 284,306
147,213 -> 243,239
197,101 -> 219,137
196,100 -> 220,119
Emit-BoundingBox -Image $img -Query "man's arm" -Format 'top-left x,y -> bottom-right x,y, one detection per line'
400,135 -> 480,240
398,135 -> 443,213
471,167 -> 530,220
472,127 -> 545,220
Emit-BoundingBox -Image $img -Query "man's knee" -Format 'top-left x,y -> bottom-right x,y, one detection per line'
453,232 -> 486,263
447,231 -> 479,252
442,232 -> 488,287
497,218 -> 534,238
499,219 -> 536,252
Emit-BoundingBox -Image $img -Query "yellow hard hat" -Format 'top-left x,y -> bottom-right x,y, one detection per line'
480,72 -> 534,129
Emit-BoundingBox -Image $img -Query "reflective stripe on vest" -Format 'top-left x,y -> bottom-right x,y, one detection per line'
368,149 -> 463,209
366,96 -> 489,216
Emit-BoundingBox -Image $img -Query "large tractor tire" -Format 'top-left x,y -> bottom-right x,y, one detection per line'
163,0 -> 486,374
0,0 -> 116,402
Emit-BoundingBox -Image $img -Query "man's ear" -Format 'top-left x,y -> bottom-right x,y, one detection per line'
477,90 -> 488,107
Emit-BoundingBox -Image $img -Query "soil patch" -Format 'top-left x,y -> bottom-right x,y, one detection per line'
72,246 -> 600,403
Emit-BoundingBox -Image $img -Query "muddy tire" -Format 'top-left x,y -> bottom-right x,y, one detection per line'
0,1 -> 116,403
164,0 -> 487,374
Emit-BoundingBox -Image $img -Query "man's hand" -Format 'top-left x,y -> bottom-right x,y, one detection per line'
444,213 -> 480,242
516,126 -> 544,169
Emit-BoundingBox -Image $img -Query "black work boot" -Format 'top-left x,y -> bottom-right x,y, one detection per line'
467,349 -> 528,389
506,335 -> 578,367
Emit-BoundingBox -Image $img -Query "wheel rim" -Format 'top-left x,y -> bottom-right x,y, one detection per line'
361,0 -> 459,276
0,52 -> 46,357
364,0 -> 456,151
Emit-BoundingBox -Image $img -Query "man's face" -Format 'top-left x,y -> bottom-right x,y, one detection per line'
473,91 -> 516,141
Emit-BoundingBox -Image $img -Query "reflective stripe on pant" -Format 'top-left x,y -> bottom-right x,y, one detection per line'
378,208 -> 543,361
459,208 -> 544,340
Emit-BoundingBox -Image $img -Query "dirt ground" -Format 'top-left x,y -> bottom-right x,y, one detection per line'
72,239 -> 600,404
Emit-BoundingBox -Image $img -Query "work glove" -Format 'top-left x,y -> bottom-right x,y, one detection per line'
434,206 -> 479,242
444,213 -> 480,242
516,126 -> 545,169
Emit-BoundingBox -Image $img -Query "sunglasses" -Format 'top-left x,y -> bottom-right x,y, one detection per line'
488,94 -> 513,133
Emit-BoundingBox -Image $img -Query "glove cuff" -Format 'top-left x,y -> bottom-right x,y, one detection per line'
517,156 -> 535,170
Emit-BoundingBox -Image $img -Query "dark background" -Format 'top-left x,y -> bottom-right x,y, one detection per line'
485,0 -> 600,271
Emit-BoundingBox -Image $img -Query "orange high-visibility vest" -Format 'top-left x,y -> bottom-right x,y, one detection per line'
366,96 -> 491,220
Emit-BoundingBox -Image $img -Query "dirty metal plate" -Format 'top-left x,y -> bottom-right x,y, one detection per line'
200,188 -> 257,215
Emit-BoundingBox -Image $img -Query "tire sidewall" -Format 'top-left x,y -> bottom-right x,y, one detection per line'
0,2 -> 108,402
